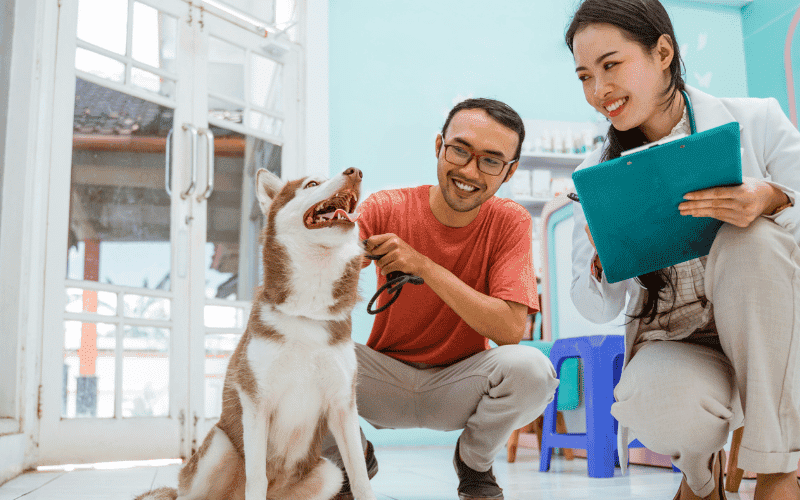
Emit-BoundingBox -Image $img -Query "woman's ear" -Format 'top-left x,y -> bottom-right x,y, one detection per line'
656,34 -> 675,70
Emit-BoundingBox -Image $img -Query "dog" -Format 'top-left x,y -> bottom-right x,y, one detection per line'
135,167 -> 376,500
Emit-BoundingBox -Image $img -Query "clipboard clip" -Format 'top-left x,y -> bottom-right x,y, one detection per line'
567,192 -> 580,203
620,132 -> 688,156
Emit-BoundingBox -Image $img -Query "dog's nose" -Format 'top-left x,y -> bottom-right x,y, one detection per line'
343,167 -> 362,179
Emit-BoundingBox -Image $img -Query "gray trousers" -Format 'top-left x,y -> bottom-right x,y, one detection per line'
322,342 -> 559,472
611,218 -> 800,497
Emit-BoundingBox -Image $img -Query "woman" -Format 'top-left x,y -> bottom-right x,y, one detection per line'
565,1 -> 800,499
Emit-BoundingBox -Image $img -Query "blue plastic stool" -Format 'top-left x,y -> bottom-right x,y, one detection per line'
539,335 -> 627,478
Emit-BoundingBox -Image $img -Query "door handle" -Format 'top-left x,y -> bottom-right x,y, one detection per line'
165,128 -> 174,196
197,128 -> 215,201
181,124 -> 199,199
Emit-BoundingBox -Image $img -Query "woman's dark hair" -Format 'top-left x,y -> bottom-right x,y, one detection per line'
566,0 -> 686,324
441,98 -> 525,162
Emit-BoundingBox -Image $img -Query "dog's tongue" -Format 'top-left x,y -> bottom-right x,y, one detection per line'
320,208 -> 360,222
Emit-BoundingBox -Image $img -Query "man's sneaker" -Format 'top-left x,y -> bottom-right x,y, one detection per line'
453,438 -> 504,500
332,440 -> 379,500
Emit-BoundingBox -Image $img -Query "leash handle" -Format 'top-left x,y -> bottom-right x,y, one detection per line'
364,254 -> 424,315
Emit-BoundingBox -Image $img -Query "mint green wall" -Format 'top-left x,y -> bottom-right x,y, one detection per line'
329,0 -> 749,447
742,1 -> 800,121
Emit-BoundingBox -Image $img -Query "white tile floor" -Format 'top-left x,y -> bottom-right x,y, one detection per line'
0,447 -> 757,500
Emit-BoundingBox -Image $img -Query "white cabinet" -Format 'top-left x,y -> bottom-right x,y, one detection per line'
509,119 -> 607,275
512,152 -> 587,276
512,152 -> 586,215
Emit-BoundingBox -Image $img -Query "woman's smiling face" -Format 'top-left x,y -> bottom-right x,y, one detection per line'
573,23 -> 675,140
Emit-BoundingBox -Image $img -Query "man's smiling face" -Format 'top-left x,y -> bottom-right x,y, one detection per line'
435,108 -> 519,214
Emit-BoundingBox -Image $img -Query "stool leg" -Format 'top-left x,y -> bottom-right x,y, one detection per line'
533,415 -> 543,452
556,411 -> 574,460
507,428 -> 520,463
584,351 -> 616,478
538,397 -> 558,472
725,427 -> 745,492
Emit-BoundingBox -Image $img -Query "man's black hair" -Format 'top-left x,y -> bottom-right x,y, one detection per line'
441,98 -> 525,161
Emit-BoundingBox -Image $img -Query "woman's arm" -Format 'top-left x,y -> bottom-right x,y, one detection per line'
570,196 -> 629,324
761,98 -> 800,243
678,98 -> 799,243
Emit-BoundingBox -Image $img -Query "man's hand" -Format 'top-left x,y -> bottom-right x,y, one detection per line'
364,234 -> 432,279
679,176 -> 790,227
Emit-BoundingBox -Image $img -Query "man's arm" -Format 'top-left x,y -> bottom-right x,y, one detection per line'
365,234 -> 529,345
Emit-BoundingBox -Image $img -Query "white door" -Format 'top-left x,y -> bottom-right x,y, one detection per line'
183,6 -> 299,455
38,0 -> 299,464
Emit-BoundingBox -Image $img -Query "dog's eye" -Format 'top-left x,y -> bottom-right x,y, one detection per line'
305,181 -> 319,189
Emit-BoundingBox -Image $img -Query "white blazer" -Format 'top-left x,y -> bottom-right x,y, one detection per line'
569,85 -> 800,472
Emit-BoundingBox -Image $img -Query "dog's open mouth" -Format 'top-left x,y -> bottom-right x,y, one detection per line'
303,190 -> 360,229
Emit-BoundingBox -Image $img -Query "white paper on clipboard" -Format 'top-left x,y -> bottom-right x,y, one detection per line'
621,132 -> 688,156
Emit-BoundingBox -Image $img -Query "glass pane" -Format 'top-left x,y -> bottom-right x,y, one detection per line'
248,111 -> 283,136
68,78 -> 173,291
205,333 -> 240,418
132,2 -> 178,73
75,48 -> 125,83
77,0 -> 128,55
205,127 -> 281,301
208,37 -> 245,101
122,326 -> 169,417
250,54 -> 282,112
123,294 -> 170,320
208,96 -> 243,125
65,287 -> 117,316
204,304 -> 246,329
131,67 -> 176,99
275,0 -> 299,42
62,321 -> 116,418
215,0 -> 272,25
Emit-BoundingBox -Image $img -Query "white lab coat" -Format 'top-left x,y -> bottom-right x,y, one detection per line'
569,85 -> 800,472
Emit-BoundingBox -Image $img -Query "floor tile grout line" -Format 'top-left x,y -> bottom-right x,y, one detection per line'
13,472 -> 68,499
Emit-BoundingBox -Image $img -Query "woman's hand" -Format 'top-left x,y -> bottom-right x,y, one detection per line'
585,225 -> 603,278
679,176 -> 790,227
585,224 -> 596,249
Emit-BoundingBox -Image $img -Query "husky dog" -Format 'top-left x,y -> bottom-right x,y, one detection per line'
136,167 -> 375,500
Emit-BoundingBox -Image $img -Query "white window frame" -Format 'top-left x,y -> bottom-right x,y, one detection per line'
0,0 -> 63,480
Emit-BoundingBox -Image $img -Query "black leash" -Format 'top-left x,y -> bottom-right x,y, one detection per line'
364,254 -> 424,315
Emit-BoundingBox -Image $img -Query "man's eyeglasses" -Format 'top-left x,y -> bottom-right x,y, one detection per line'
442,143 -> 517,176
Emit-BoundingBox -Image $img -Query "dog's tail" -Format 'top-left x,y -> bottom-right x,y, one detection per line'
133,486 -> 178,500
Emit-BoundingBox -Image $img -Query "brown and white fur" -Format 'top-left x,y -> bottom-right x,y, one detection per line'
135,167 -> 375,500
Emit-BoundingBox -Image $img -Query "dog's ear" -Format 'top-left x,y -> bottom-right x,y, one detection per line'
255,168 -> 285,214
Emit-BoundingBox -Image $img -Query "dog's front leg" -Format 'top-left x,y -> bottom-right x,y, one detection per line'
241,395 -> 269,500
328,402 -> 376,500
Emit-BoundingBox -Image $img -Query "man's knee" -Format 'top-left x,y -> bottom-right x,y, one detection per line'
491,345 -> 559,405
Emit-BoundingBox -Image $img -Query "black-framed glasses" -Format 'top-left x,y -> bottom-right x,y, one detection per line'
442,143 -> 517,176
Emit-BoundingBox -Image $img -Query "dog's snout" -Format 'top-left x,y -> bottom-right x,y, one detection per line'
344,168 -> 362,180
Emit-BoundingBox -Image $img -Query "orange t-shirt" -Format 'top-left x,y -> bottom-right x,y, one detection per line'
357,185 -> 539,367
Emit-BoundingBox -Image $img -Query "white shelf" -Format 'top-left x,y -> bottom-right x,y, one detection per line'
518,151 -> 587,170
513,196 -> 552,207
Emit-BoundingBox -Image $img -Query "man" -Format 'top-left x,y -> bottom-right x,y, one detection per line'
326,98 -> 559,500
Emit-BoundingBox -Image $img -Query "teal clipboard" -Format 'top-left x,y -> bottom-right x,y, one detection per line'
571,92 -> 743,284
